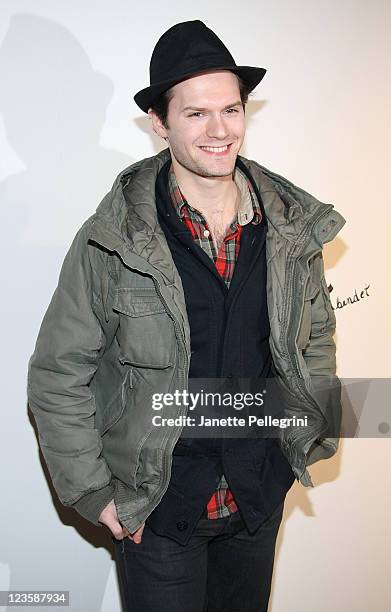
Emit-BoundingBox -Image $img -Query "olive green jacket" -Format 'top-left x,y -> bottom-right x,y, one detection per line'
27,148 -> 346,532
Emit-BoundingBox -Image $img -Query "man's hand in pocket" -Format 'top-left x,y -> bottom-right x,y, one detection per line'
98,499 -> 145,543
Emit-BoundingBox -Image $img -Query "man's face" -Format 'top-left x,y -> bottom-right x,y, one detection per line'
149,70 -> 246,179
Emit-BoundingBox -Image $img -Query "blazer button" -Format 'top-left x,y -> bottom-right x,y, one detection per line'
176,520 -> 189,531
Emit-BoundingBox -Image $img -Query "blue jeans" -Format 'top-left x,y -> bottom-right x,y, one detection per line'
112,500 -> 284,612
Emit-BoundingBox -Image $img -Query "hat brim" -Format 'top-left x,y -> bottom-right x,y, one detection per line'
133,65 -> 266,113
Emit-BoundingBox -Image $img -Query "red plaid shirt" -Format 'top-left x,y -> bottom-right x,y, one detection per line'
168,163 -> 262,518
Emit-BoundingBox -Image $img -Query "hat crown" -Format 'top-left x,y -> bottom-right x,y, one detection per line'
133,19 -> 266,113
149,20 -> 236,84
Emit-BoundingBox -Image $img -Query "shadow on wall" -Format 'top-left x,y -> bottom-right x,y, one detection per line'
0,12 -> 136,612
0,12 -> 134,247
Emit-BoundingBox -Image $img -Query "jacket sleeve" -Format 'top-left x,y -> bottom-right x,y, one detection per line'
27,219 -> 115,526
302,251 -> 342,466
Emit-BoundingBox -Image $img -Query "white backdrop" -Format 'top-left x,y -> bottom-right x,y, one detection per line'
0,1 -> 390,611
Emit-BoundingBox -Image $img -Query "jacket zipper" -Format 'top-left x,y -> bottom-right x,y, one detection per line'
145,276 -> 190,512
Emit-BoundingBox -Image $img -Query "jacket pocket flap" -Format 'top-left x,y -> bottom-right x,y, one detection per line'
304,278 -> 320,301
113,287 -> 166,317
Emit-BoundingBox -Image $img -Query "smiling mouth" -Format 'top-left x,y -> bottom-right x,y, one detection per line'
198,144 -> 232,154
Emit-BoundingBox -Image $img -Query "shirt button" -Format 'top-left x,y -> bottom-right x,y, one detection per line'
203,229 -> 210,237
176,520 -> 189,531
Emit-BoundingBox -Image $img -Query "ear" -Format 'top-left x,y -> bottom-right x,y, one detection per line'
148,108 -> 169,140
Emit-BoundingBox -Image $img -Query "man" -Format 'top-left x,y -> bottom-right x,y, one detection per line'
27,20 -> 346,612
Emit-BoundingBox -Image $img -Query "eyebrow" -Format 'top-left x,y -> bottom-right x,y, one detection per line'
181,101 -> 242,113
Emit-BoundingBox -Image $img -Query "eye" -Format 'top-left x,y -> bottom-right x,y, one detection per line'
188,112 -> 204,118
225,108 -> 240,114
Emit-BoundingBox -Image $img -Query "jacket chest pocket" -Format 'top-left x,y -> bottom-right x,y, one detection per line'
296,278 -> 320,350
113,287 -> 175,368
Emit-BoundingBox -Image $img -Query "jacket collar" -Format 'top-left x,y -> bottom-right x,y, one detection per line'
89,147 -> 345,257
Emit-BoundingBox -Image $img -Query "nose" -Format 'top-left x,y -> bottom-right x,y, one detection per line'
205,113 -> 229,140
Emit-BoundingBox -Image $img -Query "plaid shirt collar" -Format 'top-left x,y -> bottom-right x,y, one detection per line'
167,162 -> 262,226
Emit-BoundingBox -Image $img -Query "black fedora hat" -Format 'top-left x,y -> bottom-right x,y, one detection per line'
134,20 -> 267,113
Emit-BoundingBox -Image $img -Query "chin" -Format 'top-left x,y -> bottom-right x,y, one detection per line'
202,169 -> 234,178
196,160 -> 236,176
